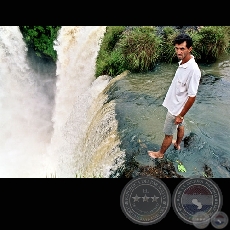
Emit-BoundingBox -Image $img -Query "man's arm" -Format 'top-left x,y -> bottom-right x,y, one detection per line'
175,96 -> 196,124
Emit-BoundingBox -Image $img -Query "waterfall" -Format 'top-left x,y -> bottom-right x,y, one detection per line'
46,26 -> 125,178
0,26 -> 55,177
0,26 -> 126,178
52,26 -> 107,129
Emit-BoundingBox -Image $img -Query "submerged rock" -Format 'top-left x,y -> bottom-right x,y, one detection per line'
203,164 -> 213,178
137,159 -> 184,178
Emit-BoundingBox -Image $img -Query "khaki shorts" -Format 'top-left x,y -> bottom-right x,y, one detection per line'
163,111 -> 184,135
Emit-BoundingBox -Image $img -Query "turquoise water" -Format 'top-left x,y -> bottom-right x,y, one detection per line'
109,57 -> 230,178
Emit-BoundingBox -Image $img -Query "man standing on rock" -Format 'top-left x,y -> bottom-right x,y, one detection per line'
148,33 -> 201,159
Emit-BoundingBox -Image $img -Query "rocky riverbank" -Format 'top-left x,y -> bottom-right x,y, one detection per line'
123,158 -> 213,179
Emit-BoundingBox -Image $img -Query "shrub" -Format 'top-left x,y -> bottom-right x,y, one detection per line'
99,26 -> 126,52
95,26 -> 126,77
117,26 -> 162,72
189,26 -> 230,63
159,26 -> 180,63
222,26 -> 230,52
95,49 -> 126,77
183,28 -> 202,61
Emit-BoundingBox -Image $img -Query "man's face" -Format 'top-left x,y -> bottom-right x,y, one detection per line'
174,41 -> 192,61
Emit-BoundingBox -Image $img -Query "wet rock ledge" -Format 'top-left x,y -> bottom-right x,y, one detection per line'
122,158 -> 213,179
138,159 -> 184,178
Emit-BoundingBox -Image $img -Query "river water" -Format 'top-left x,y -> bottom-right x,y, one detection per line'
109,54 -> 230,178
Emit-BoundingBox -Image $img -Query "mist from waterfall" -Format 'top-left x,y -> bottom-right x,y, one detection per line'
0,26 -> 125,178
0,26 -> 55,177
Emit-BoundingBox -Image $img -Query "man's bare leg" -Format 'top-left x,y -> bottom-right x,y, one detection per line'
148,134 -> 173,159
172,125 -> 184,150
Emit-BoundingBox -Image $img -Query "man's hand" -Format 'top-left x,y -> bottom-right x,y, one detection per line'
174,96 -> 196,125
175,116 -> 183,125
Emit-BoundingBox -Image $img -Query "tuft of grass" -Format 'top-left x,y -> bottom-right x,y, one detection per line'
117,26 -> 162,72
159,26 -> 179,63
189,26 -> 230,63
95,26 -> 126,77
76,173 -> 103,178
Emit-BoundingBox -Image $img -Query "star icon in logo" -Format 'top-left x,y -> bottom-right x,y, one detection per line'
151,195 -> 159,202
142,194 -> 150,202
132,194 -> 140,202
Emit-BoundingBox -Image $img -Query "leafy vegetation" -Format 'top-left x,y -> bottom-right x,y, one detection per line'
19,26 -> 230,77
96,26 -> 230,77
185,26 -> 230,63
95,26 -> 162,77
19,26 -> 61,61
117,26 -> 162,73
158,26 -> 179,63
95,26 -> 127,77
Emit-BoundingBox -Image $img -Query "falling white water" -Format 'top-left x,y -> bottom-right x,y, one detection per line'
46,26 -> 126,178
0,26 -> 125,178
75,72 -> 128,178
52,26 -> 107,130
46,26 -> 122,177
0,26 -> 55,177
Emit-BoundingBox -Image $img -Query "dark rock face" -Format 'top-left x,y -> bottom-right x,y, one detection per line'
204,164 -> 213,178
121,158 -> 184,178
130,159 -> 213,179
183,132 -> 197,148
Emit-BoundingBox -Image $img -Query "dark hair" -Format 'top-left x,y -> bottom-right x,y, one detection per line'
173,34 -> 193,48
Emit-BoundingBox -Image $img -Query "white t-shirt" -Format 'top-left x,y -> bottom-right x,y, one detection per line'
162,55 -> 201,116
